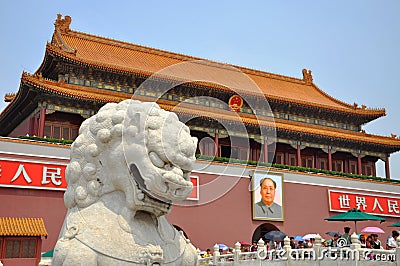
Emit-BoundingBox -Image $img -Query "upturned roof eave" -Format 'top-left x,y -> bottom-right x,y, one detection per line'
0,79 -> 39,136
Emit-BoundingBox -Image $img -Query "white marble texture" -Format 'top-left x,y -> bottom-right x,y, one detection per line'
53,100 -> 198,265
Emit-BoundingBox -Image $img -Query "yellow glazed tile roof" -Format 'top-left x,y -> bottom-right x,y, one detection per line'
20,74 -> 400,148
44,15 -> 384,117
0,217 -> 48,237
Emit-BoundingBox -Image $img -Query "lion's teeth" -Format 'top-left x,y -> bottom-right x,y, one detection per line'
171,166 -> 183,176
149,152 -> 165,168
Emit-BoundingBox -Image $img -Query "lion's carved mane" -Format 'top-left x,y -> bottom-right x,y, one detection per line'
53,100 -> 199,265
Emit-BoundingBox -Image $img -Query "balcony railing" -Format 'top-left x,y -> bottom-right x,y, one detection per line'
198,234 -> 399,265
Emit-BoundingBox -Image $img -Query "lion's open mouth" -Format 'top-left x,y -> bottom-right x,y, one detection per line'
146,151 -> 194,199
148,151 -> 192,181
130,163 -> 171,204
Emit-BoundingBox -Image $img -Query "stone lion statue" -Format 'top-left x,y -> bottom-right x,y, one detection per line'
53,100 -> 199,265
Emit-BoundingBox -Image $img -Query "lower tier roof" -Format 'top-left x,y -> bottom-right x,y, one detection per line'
0,217 -> 48,237
1,73 -> 399,153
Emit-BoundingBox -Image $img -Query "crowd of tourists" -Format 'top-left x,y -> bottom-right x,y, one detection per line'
200,227 -> 399,258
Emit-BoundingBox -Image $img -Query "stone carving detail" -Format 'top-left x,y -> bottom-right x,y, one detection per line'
53,99 -> 199,265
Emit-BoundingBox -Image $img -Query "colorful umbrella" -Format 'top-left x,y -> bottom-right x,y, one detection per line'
217,243 -> 229,250
294,235 -> 304,241
324,208 -> 385,233
389,222 -> 400,227
41,249 -> 54,257
239,241 -> 251,246
326,231 -> 341,237
264,230 -> 286,241
302,233 -> 318,240
360,226 -> 385,234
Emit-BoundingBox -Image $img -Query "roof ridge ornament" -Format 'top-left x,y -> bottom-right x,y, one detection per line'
55,14 -> 71,33
302,68 -> 313,85
52,14 -> 76,54
4,93 -> 16,103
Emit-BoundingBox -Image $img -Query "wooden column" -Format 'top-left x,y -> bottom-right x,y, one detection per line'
328,149 -> 332,171
344,159 -> 349,174
357,154 -> 362,175
296,145 -> 301,167
263,139 -> 269,163
284,152 -> 289,165
214,133 -> 219,157
385,155 -> 391,179
38,108 -> 46,138
33,114 -> 38,136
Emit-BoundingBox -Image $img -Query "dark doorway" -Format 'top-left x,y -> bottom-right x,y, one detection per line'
252,223 -> 280,242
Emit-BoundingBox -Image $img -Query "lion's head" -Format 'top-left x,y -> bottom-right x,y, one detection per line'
64,99 -> 198,216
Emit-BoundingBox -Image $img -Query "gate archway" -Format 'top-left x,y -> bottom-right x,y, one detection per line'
252,223 -> 280,242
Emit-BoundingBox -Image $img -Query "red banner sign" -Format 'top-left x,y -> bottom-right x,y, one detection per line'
0,159 -> 200,199
188,176 -> 199,200
0,159 -> 67,190
329,190 -> 400,218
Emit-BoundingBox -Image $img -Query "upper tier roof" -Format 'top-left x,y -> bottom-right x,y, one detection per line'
43,14 -> 385,118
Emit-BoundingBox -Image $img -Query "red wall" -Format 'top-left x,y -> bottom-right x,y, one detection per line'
0,188 -> 66,252
9,115 -> 35,138
0,173 -> 398,253
1,258 -> 37,266
168,175 -> 399,250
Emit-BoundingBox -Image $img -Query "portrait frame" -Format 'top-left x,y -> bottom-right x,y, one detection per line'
251,171 -> 284,221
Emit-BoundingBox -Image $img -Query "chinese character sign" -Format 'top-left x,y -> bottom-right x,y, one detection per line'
329,190 -> 400,218
0,159 -> 200,195
187,176 -> 199,200
0,159 -> 67,190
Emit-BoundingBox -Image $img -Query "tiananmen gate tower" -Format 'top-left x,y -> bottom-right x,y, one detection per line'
0,15 -> 399,262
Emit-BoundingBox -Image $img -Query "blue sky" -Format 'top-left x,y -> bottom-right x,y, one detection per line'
0,1 -> 399,179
